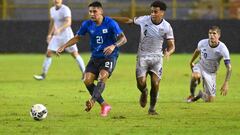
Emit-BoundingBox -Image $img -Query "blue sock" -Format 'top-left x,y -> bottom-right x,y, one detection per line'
92,82 -> 105,102
86,84 -> 104,104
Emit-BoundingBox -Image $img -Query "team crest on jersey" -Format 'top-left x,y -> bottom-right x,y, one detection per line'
102,29 -> 108,33
90,30 -> 94,34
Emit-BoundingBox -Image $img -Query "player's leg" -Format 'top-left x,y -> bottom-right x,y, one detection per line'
187,64 -> 201,102
83,59 -> 105,111
34,36 -> 61,80
136,56 -> 148,108
90,58 -> 117,116
147,56 -> 162,115
148,72 -> 160,115
91,69 -> 109,102
66,46 -> 85,75
192,71 -> 216,102
33,49 -> 53,80
187,72 -> 201,100
136,76 -> 148,108
94,69 -> 112,116
84,73 -> 95,112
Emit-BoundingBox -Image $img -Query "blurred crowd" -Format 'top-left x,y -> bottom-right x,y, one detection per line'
1,0 -> 240,20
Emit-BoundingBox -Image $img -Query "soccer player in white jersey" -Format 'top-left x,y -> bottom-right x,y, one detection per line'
112,1 -> 175,115
33,0 -> 85,80
187,26 -> 232,102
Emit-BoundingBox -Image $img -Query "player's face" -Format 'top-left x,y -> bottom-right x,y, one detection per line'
53,0 -> 62,7
150,7 -> 165,23
89,7 -> 103,22
208,29 -> 220,44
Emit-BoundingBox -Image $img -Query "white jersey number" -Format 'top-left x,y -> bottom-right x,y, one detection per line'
105,61 -> 113,69
96,36 -> 103,44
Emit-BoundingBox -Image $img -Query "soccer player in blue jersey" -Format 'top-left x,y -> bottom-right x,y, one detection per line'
56,1 -> 127,117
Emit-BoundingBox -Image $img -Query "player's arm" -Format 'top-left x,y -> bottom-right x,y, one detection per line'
54,17 -> 72,35
164,39 -> 175,60
111,17 -> 133,24
46,18 -> 55,43
189,49 -> 200,70
220,61 -> 232,96
56,35 -> 81,56
103,32 -> 127,55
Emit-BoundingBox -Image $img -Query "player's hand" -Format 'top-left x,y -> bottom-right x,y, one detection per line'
220,82 -> 228,96
46,35 -> 52,44
103,45 -> 115,55
56,46 -> 65,56
164,48 -> 170,61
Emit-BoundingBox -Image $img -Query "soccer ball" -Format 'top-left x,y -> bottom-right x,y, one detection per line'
30,104 -> 48,121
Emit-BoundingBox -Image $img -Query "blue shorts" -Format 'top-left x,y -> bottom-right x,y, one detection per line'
85,57 -> 117,78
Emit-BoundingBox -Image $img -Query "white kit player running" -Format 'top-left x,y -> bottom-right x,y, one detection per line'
187,26 -> 232,102
113,1 -> 175,115
34,0 -> 85,80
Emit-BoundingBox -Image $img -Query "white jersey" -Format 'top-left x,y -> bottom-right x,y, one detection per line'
134,15 -> 174,56
197,39 -> 230,73
50,4 -> 74,37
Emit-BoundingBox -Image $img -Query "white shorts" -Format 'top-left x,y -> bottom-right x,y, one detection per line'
136,55 -> 163,79
192,63 -> 216,96
48,35 -> 78,53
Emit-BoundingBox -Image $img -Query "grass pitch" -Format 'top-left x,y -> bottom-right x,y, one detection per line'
0,54 -> 239,135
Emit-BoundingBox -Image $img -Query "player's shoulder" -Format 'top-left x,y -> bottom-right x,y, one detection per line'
50,6 -> 55,12
197,38 -> 208,47
198,38 -> 208,44
160,19 -> 172,28
104,16 -> 120,26
218,41 -> 228,50
61,4 -> 70,9
104,16 -> 117,23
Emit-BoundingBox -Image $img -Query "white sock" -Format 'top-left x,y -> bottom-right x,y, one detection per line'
75,55 -> 85,73
42,57 -> 52,75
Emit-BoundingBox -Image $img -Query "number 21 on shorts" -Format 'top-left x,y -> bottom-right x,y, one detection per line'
105,61 -> 113,69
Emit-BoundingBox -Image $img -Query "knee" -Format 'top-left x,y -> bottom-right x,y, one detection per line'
84,77 -> 93,86
98,71 -> 109,82
137,78 -> 146,89
46,50 -> 52,57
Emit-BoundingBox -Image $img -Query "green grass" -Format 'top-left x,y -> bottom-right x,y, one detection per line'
0,53 -> 239,135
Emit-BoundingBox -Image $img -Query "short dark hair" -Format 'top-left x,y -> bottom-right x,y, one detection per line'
150,1 -> 167,11
88,1 -> 102,8
209,25 -> 221,35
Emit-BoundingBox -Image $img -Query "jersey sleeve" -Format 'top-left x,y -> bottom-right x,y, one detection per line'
77,21 -> 88,36
165,24 -> 174,39
63,6 -> 71,18
197,40 -> 204,51
50,7 -> 53,18
110,20 -> 123,36
134,16 -> 147,25
221,44 -> 230,60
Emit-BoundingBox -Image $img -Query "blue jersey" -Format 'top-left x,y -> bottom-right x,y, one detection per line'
77,16 -> 123,58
